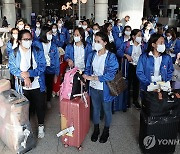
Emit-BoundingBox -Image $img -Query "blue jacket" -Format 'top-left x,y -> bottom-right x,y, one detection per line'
117,41 -> 145,76
64,43 -> 93,65
58,27 -> 70,45
136,52 -> 174,91
115,35 -> 127,50
6,41 -> 14,55
86,34 -> 93,45
8,41 -> 47,92
84,51 -> 119,102
32,28 -> 40,41
141,29 -> 155,37
52,32 -> 65,48
112,25 -> 124,41
165,38 -> 180,63
39,41 -> 60,76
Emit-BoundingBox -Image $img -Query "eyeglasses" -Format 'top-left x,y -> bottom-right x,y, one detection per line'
22,38 -> 32,41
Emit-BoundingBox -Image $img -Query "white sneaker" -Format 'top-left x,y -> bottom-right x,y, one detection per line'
47,101 -> 52,109
38,125 -> 45,138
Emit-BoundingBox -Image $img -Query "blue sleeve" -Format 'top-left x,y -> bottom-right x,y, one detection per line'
174,39 -> 180,55
166,55 -> 174,81
84,53 -> 94,76
59,34 -> 65,47
65,28 -> 70,44
55,47 -> 60,76
112,26 -> 118,40
64,44 -> 73,61
117,42 -> 126,58
85,43 -> 93,63
8,51 -> 21,77
28,48 -> 46,77
98,54 -> 119,82
136,55 -> 151,86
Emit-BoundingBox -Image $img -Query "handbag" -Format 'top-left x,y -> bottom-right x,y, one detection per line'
107,70 -> 127,96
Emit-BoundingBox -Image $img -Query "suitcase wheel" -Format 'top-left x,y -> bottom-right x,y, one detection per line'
64,144 -> 69,148
77,146 -> 82,151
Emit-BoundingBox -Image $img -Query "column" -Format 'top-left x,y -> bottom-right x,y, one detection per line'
95,0 -> 108,26
85,0 -> 94,19
117,0 -> 144,29
81,3 -> 86,19
22,0 -> 32,24
2,0 -> 16,27
32,0 -> 40,15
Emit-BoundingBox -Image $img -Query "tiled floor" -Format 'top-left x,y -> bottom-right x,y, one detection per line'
0,97 -> 179,154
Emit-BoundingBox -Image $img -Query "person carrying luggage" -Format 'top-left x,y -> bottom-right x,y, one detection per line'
8,29 -> 47,138
83,32 -> 119,143
136,33 -> 174,93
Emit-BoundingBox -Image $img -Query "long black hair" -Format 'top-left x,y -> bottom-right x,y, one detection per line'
95,31 -> 110,51
146,33 -> 164,54
103,23 -> 112,35
10,28 -> 19,44
39,25 -> 51,43
73,27 -> 86,47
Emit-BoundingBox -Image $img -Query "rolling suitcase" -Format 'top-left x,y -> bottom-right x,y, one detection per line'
0,79 -> 11,93
139,111 -> 179,154
0,89 -> 36,154
57,91 -> 90,150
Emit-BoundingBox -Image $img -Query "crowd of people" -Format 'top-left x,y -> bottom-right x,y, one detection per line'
0,14 -> 179,143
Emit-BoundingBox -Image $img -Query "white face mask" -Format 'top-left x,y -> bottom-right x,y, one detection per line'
74,36 -> 81,43
135,37 -> 142,44
118,23 -> 122,26
157,44 -> 166,53
146,27 -> 151,30
125,31 -> 131,36
22,40 -> 32,49
93,30 -> 99,35
18,25 -> 24,30
167,36 -> 172,41
82,25 -> 87,30
58,23 -> 62,28
12,34 -> 18,40
25,28 -> 31,32
78,24 -> 82,28
52,28 -> 57,33
47,34 -> 52,41
94,43 -> 103,51
36,24 -> 40,28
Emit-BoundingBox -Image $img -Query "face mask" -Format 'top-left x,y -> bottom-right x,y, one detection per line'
93,30 -> 99,35
25,28 -> 31,32
47,34 -> 52,41
157,44 -> 166,53
167,36 -> 172,41
18,25 -> 24,30
124,31 -> 131,36
82,25 -> 87,30
135,37 -> 142,44
78,24 -> 82,28
118,23 -> 122,26
52,28 -> 57,33
48,23 -> 52,25
58,23 -> 62,28
74,36 -> 81,43
146,27 -> 151,30
94,43 -> 103,51
22,40 -> 32,49
36,24 -> 40,28
12,34 -> 18,40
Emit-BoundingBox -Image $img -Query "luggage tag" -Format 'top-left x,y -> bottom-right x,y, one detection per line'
56,126 -> 75,137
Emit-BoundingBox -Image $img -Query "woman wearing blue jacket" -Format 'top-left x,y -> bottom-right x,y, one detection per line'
112,19 -> 124,42
8,30 -> 47,139
64,27 -> 92,71
136,33 -> 174,91
83,32 -> 119,144
39,25 -> 60,109
165,28 -> 180,63
51,23 -> 65,48
32,21 -> 41,41
117,29 -> 144,109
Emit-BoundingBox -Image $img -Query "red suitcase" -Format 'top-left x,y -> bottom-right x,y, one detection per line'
58,92 -> 90,150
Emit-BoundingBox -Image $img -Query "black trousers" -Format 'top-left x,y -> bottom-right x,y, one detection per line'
45,73 -> 55,102
23,88 -> 45,124
127,64 -> 140,104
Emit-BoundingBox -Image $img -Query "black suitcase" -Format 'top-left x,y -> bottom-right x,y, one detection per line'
139,111 -> 179,154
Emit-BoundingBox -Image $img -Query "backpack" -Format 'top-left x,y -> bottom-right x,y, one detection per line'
59,67 -> 85,101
